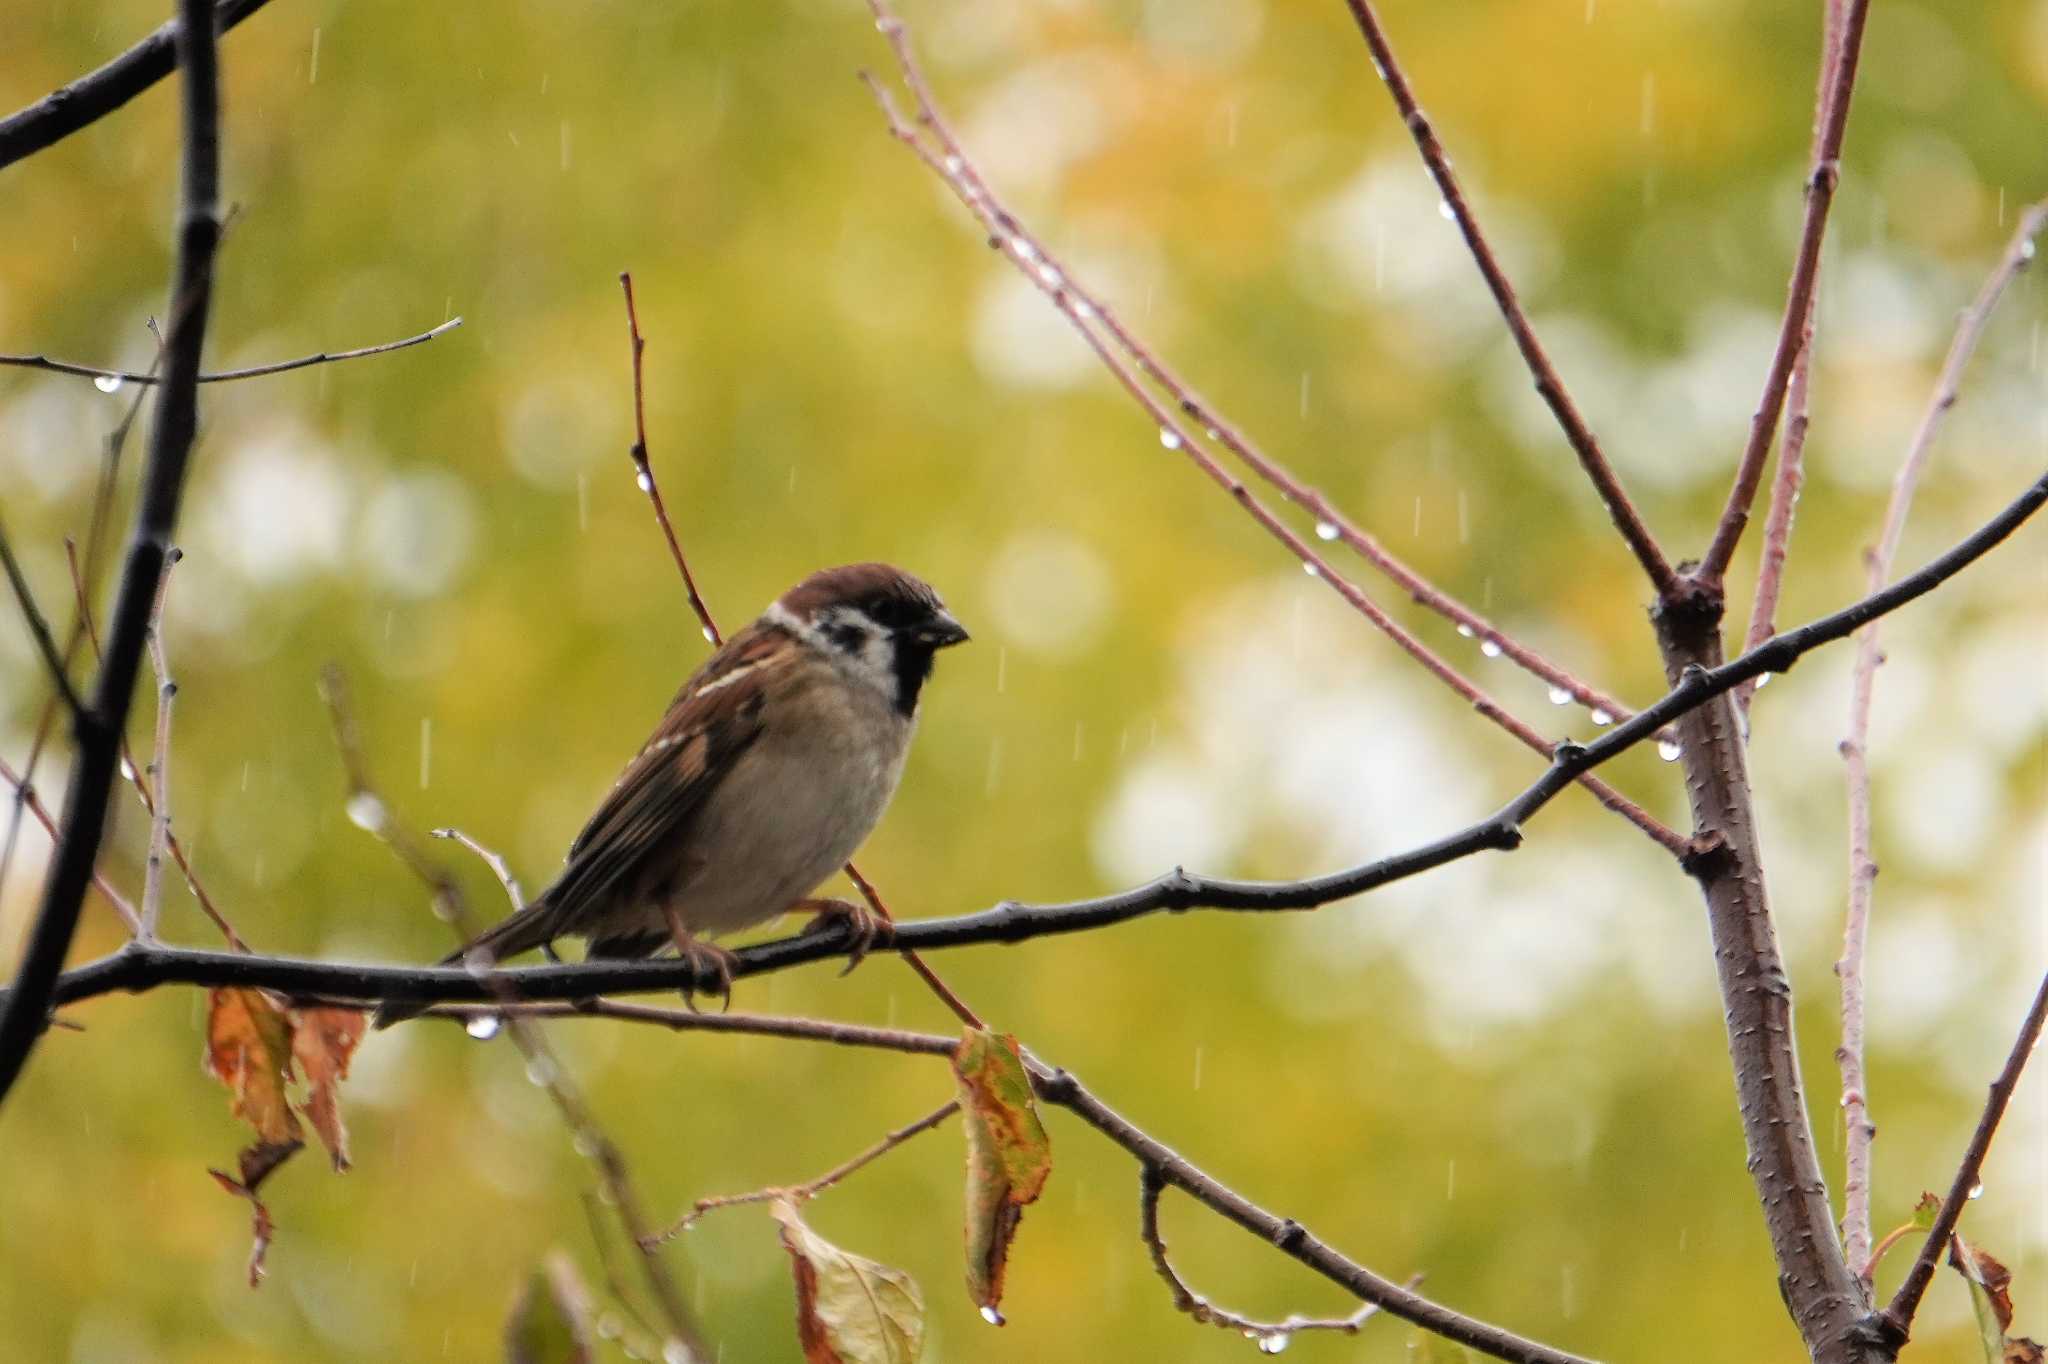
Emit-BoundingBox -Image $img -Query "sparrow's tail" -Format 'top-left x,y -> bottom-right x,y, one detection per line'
370,897 -> 564,1030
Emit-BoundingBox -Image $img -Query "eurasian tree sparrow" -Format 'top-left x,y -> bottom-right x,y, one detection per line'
374,562 -> 968,1026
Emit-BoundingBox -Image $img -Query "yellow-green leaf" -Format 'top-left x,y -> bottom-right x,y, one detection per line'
951,1028 -> 1052,1321
1911,1191 -> 1942,1230
773,1199 -> 925,1364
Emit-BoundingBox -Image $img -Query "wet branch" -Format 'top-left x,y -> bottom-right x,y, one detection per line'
28,460 -> 2044,1018
0,0 -> 223,1107
1836,198 -> 2046,1281
616,273 -> 988,1030
318,670 -> 710,1362
1338,0 -> 1674,597
0,317 -> 462,386
1698,0 -> 1872,583
0,0 -> 274,173
1875,969 -> 2048,1346
858,13 -> 1685,855
1139,1166 -> 1409,1348
1738,0 -> 1848,713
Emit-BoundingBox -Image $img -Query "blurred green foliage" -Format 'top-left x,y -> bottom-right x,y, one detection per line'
1,1 -> 2043,1361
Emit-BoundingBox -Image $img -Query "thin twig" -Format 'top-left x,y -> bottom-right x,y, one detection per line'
0,318 -> 462,388
1739,0 -> 1848,715
0,516 -> 89,719
578,1191 -> 666,1357
0,370 -> 151,937
320,673 -> 708,1362
1140,1165 -> 1410,1344
0,755 -> 141,933
35,460 -> 2048,1018
857,42 -> 1685,857
63,540 -> 249,950
615,275 -> 996,1024
1837,198 -> 2046,1282
858,10 -> 1647,742
430,827 -> 525,910
654,1099 -> 959,1241
1698,0 -> 1873,584
1876,969 -> 2048,1345
0,0 -> 223,1107
617,275 -> 718,640
1335,0 -> 1674,597
0,0 -> 275,173
139,549 -> 183,940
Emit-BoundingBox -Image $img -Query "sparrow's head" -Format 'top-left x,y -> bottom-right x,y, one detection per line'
768,563 -> 970,715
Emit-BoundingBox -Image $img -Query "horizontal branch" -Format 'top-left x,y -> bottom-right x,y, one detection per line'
0,318 -> 462,386
24,462 -> 2042,1018
0,0 -> 275,173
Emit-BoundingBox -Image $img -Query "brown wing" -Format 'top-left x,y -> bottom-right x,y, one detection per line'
536,623 -> 788,936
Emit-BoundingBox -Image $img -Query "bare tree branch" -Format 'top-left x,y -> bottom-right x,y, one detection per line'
1837,197 -> 2046,1282
1698,0 -> 1872,584
0,0 -> 273,173
0,0 -> 223,1107
0,514 -> 89,719
654,1099 -> 959,1241
1875,969 -> 2048,1347
1739,0 -> 1849,715
27,460 -> 2044,1020
858,26 -> 1686,855
0,756 -> 141,935
320,671 -> 710,1363
617,273 -> 990,1028
65,540 -> 249,951
0,318 -> 462,387
1139,1166 -> 1410,1347
1337,0 -> 1674,597
138,550 -> 182,940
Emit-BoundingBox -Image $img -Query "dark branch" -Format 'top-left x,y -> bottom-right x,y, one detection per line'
1338,0 -> 1675,598
24,462 -> 2043,1019
0,514 -> 89,718
0,0 -> 272,174
0,0 -> 222,1107
1875,969 -> 2048,1347
0,318 -> 462,386
1698,0 -> 1872,583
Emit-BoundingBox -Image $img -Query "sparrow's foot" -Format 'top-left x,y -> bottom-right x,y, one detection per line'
663,906 -> 737,1012
794,897 -> 884,975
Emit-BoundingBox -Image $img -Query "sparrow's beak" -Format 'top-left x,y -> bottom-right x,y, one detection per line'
915,610 -> 971,649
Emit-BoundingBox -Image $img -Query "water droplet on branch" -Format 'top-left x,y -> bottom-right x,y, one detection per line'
93,374 -> 124,393
465,1014 -> 502,1041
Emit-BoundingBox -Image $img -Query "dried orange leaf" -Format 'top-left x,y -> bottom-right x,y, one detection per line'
291,1006 -> 366,1171
207,1140 -> 301,1286
505,1251 -> 597,1364
772,1199 -> 925,1364
205,987 -> 301,1148
950,1028 -> 1051,1321
2006,1340 -> 2045,1364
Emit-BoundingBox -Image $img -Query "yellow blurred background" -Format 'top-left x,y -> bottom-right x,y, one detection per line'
1,0 -> 2043,1359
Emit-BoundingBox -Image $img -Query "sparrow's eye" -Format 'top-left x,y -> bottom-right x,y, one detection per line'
861,595 -> 922,631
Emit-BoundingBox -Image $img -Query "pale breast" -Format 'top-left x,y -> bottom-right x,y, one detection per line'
673,669 -> 914,936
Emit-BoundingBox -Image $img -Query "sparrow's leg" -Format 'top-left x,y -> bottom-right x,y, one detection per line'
662,903 -> 736,1012
792,897 -> 884,975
